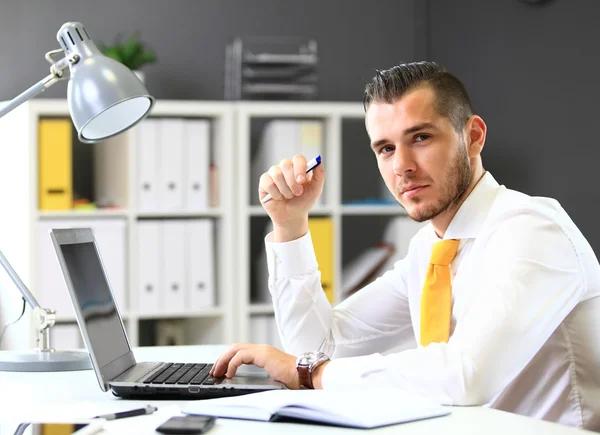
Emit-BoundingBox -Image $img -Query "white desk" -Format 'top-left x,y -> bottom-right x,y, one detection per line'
0,345 -> 592,434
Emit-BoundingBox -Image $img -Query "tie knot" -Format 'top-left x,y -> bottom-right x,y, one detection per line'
429,239 -> 459,266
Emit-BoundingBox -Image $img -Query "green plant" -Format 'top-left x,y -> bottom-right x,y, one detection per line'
99,31 -> 157,70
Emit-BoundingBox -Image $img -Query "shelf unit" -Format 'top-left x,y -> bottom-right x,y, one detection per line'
0,99 -> 419,353
0,99 -> 236,350
235,102 -> 411,343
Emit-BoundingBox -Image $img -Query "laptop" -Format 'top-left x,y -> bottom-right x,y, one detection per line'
49,227 -> 284,399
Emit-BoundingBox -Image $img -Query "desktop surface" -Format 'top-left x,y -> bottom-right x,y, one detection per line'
0,345 -> 592,434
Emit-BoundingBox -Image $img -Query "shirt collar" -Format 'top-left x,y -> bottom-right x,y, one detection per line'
438,171 -> 501,241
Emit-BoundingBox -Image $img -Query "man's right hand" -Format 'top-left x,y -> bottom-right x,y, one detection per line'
259,154 -> 326,242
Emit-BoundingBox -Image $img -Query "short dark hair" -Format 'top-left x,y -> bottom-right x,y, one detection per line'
363,61 -> 474,133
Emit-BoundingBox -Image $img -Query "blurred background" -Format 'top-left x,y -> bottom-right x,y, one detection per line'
1,0 -> 597,248
0,0 -> 598,352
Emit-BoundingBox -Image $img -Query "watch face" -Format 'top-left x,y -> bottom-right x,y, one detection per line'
297,351 -> 327,366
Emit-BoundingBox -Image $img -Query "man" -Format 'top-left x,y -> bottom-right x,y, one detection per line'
211,61 -> 600,429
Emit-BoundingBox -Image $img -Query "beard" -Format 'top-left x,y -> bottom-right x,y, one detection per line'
397,143 -> 472,223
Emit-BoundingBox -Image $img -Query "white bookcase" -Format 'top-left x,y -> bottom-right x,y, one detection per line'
0,99 -> 419,353
234,102 -> 412,344
0,99 -> 236,350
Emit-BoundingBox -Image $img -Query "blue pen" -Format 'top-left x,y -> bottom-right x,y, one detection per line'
261,155 -> 322,204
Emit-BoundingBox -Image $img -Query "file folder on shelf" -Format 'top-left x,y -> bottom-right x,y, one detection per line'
308,217 -> 334,303
49,323 -> 83,349
187,219 -> 215,308
137,119 -> 160,211
38,219 -> 127,318
38,119 -> 72,210
158,119 -> 185,211
137,221 -> 161,314
161,220 -> 187,313
250,315 -> 270,345
251,120 -> 324,206
184,120 -> 210,211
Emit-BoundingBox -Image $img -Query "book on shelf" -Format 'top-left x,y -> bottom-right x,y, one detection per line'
308,217 -> 334,303
341,243 -> 395,298
182,387 -> 450,429
39,118 -> 72,210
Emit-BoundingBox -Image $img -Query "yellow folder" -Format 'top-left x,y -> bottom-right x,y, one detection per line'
39,119 -> 72,210
308,217 -> 334,303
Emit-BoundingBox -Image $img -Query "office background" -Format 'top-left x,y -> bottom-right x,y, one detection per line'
1,0 -> 597,250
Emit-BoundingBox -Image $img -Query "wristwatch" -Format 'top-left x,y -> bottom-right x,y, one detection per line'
296,351 -> 330,389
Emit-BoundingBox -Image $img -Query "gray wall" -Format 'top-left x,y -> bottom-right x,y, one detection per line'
0,0 -> 417,101
1,0 -> 598,251
429,0 -> 600,250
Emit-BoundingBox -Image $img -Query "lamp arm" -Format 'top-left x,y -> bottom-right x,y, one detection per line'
0,246 -> 59,350
0,52 -> 78,119
0,73 -> 59,119
0,249 -> 40,310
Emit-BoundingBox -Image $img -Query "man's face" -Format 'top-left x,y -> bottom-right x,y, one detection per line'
366,86 -> 472,223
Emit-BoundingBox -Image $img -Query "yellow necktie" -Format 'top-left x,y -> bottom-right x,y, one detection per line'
420,239 -> 460,346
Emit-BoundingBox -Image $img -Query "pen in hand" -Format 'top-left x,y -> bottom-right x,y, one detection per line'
93,404 -> 157,421
261,155 -> 322,204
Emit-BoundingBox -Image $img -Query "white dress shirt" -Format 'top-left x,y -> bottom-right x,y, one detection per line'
265,172 -> 600,430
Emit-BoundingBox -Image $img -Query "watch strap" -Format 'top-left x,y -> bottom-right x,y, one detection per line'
297,364 -> 313,389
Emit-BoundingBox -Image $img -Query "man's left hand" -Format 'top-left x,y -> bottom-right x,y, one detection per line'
210,344 -> 300,389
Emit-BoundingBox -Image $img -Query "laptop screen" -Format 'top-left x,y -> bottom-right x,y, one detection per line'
59,241 -> 129,368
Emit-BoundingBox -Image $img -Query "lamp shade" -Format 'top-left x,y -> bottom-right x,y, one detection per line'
57,22 -> 155,143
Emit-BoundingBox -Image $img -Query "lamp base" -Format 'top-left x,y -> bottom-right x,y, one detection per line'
0,349 -> 92,372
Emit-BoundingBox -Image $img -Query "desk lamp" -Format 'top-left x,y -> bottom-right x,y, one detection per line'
0,22 -> 155,371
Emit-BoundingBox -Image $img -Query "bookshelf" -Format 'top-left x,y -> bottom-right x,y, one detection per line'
0,99 -> 235,350
0,99 -> 420,353
235,102 -> 414,344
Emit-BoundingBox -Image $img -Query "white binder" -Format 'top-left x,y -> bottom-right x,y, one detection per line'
187,219 -> 215,309
93,220 -> 127,312
158,119 -> 185,210
161,220 -> 187,313
137,221 -> 161,314
137,119 -> 160,211
251,120 -> 324,206
184,120 -> 210,210
38,219 -> 127,319
250,316 -> 270,345
268,315 -> 284,350
49,323 -> 83,349
38,221 -> 74,319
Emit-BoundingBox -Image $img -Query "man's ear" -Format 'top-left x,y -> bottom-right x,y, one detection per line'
465,115 -> 487,158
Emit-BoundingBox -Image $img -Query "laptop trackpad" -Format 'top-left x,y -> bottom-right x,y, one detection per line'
221,376 -> 281,386
235,365 -> 269,377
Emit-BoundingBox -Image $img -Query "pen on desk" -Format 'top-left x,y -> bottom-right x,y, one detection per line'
93,404 -> 157,421
261,154 -> 322,204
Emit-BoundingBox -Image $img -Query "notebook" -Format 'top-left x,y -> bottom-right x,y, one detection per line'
49,227 -> 284,399
182,388 -> 450,429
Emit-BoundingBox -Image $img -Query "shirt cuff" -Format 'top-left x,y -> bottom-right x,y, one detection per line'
265,230 -> 318,279
321,354 -> 385,390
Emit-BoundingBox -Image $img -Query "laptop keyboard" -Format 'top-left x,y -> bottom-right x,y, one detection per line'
142,363 -> 218,386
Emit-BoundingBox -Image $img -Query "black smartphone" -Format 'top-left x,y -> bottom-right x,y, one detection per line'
156,415 -> 216,434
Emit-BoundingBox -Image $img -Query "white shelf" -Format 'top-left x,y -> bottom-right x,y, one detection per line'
37,209 -> 130,219
55,313 -> 130,323
341,204 -> 408,216
0,99 -> 417,352
247,205 -> 334,216
0,99 -> 237,351
136,209 -> 223,218
136,307 -> 225,320
249,304 -> 275,315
